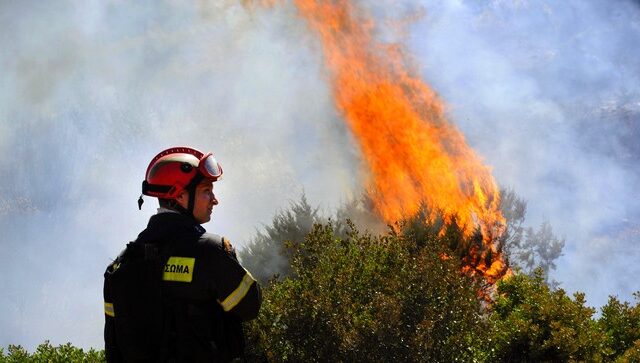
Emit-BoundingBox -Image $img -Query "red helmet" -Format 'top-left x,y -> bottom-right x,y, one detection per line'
141,146 -> 223,200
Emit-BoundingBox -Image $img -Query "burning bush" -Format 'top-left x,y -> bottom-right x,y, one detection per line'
245,218 -> 492,362
241,200 -> 639,362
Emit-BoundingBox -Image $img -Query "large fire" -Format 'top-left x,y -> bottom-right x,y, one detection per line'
283,1 -> 508,282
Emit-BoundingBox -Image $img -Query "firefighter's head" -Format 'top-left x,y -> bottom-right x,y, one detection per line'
140,146 -> 223,223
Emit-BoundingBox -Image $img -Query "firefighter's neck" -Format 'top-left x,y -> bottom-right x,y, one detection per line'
157,207 -> 181,215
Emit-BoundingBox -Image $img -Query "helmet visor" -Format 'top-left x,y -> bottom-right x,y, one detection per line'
200,153 -> 222,179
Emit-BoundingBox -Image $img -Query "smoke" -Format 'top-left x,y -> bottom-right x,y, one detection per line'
0,0 -> 360,350
0,0 -> 638,350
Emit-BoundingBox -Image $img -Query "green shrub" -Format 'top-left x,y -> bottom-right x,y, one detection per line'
0,341 -> 104,362
245,221 -> 491,362
599,293 -> 640,360
490,270 -> 606,362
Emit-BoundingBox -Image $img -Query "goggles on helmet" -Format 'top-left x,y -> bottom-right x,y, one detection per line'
198,152 -> 223,180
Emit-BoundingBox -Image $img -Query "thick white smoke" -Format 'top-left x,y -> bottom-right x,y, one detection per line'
0,0 -> 360,350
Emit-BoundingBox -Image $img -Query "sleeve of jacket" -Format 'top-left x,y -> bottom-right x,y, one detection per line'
103,261 -> 123,363
209,237 -> 262,321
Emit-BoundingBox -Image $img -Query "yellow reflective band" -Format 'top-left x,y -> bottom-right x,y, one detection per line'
104,302 -> 115,317
163,257 -> 195,283
218,272 -> 255,312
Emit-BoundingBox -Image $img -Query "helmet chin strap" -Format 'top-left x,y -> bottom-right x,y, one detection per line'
184,173 -> 204,219
168,201 -> 191,217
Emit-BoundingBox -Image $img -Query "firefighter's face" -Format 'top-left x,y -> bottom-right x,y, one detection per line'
176,181 -> 218,224
193,181 -> 218,223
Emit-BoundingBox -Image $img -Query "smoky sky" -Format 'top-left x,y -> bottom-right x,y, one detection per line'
1,0 -> 639,350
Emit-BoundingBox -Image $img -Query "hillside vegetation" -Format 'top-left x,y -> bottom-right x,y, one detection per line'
3,194 -> 639,362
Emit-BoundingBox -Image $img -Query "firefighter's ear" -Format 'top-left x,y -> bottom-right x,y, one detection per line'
175,190 -> 189,208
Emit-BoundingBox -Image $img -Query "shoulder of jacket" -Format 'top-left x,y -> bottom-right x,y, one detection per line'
198,233 -> 225,249
198,233 -> 237,257
105,240 -> 138,268
199,232 -> 222,242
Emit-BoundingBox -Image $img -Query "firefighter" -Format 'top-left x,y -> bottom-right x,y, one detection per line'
104,146 -> 261,362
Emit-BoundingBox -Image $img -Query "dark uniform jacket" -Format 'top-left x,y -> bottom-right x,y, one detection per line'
104,212 -> 261,362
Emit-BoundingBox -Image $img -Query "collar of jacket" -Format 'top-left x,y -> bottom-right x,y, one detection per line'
146,212 -> 207,237
157,207 -> 181,214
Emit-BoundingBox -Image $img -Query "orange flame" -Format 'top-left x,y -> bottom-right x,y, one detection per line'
290,1 -> 507,282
